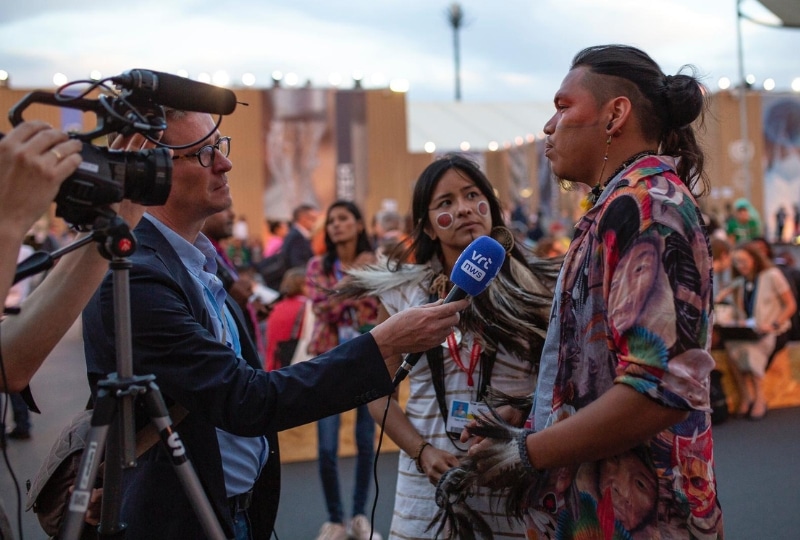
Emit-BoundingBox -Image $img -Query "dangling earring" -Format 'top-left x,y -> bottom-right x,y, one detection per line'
582,133 -> 612,212
596,134 -> 612,187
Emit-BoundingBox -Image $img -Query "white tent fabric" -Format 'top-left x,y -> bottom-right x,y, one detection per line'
753,0 -> 800,27
407,101 -> 553,153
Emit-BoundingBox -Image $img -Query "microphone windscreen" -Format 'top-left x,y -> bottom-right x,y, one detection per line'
152,70 -> 237,115
123,69 -> 238,115
449,236 -> 506,297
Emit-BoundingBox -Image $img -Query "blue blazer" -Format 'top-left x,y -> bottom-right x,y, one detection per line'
83,218 -> 392,539
279,225 -> 314,270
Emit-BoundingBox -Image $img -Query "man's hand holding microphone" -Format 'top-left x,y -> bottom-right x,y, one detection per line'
375,235 -> 506,385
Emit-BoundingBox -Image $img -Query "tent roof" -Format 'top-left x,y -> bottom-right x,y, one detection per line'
407,101 -> 553,153
749,0 -> 800,27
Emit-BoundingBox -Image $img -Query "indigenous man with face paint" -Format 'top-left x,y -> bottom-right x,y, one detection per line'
452,45 -> 723,539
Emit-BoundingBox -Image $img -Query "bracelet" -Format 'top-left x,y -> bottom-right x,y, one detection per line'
516,429 -> 539,477
413,441 -> 431,473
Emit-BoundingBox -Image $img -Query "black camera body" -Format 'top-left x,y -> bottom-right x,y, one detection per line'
55,143 -> 172,226
9,87 -> 173,228
10,69 -> 237,229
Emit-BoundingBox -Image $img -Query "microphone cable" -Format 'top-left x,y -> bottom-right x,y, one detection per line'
368,390 -> 394,540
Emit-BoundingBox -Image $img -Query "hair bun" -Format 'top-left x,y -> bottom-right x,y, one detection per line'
663,72 -> 704,129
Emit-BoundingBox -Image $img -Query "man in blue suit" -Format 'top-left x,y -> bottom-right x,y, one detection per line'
82,109 -> 466,539
281,203 -> 318,270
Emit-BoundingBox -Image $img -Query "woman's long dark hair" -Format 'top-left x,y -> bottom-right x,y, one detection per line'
388,153 -> 529,269
385,154 -> 553,432
322,200 -> 373,275
571,44 -> 709,195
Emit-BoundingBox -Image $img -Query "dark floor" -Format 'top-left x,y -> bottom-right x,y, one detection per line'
2,322 -> 799,539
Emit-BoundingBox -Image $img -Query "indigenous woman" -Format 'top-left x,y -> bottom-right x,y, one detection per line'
343,155 -> 558,539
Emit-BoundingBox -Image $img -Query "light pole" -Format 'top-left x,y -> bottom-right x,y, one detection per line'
447,3 -> 464,102
736,0 -> 752,202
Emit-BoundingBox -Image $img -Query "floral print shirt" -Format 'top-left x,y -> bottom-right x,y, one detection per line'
528,155 -> 723,539
305,255 -> 379,356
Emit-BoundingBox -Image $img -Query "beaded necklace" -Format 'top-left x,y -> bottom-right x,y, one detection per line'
584,150 -> 656,207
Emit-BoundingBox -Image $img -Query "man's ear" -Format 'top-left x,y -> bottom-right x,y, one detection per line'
605,96 -> 633,136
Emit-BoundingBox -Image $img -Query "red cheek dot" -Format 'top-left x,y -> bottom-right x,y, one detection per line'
436,213 -> 453,228
477,201 -> 489,216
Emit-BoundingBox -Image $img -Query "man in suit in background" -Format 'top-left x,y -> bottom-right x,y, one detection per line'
281,203 -> 318,270
82,109 -> 466,540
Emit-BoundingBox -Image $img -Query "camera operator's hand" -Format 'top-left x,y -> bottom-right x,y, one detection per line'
0,121 -> 82,239
0,129 -> 169,393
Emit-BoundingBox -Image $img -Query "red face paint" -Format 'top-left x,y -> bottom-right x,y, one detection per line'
435,212 -> 454,229
477,200 -> 490,217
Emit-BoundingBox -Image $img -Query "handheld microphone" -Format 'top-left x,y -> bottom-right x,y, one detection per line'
392,235 -> 506,387
112,69 -> 238,115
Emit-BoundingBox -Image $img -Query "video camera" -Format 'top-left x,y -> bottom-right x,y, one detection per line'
8,69 -> 238,227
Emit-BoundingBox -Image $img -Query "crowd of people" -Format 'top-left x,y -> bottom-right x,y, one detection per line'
709,201 -> 800,424
5,43 -> 785,540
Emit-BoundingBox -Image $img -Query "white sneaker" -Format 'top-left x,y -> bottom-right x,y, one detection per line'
316,521 -> 347,540
348,514 -> 382,540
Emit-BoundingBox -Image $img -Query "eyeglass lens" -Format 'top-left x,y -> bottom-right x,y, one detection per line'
198,137 -> 231,167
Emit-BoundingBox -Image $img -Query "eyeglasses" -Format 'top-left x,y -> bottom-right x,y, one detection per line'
172,136 -> 231,168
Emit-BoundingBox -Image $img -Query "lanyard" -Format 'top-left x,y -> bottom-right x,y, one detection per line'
743,279 -> 757,318
446,332 -> 481,388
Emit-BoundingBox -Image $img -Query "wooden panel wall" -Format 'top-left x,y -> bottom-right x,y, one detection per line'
2,86 -> 773,244
702,90 -> 765,217
363,90 -> 420,222
220,89 -> 267,244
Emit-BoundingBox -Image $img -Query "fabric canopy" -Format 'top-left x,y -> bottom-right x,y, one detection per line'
407,101 -> 552,153
746,0 -> 800,27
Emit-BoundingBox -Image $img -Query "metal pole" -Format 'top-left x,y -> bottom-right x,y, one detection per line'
454,25 -> 461,101
447,3 -> 463,102
736,0 -> 752,202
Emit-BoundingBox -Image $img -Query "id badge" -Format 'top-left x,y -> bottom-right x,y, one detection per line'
338,325 -> 360,343
446,399 -> 489,435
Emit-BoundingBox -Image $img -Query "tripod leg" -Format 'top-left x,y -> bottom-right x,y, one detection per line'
59,390 -> 117,540
140,382 -> 227,540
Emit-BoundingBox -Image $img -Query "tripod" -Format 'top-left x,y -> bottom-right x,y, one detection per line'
18,215 -> 226,540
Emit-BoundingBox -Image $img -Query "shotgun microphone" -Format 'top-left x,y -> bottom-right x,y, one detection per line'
392,235 -> 506,387
112,69 -> 238,115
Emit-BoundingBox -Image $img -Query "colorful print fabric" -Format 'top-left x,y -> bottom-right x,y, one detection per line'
528,155 -> 723,539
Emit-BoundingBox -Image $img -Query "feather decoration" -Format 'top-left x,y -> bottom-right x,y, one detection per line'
340,263 -> 432,298
428,410 -> 549,539
427,467 -> 495,540
483,385 -> 533,414
337,256 -> 560,366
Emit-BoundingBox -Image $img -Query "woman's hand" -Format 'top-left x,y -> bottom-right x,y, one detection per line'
418,445 -> 460,486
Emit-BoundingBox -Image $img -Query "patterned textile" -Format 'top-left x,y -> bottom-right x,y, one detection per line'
305,255 -> 379,356
530,155 -> 723,539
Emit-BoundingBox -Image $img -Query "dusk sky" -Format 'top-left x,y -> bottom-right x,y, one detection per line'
1,0 -> 798,103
